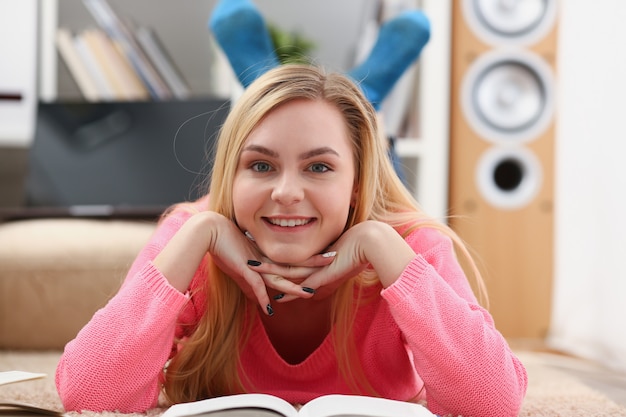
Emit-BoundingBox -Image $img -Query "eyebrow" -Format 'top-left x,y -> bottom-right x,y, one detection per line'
242,145 -> 340,160
242,144 -> 278,158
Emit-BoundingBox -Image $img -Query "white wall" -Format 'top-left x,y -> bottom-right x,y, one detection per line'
549,0 -> 626,371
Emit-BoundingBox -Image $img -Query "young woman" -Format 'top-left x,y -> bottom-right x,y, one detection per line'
56,65 -> 527,417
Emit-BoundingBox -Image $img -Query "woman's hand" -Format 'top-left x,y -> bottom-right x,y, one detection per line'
208,218 -> 330,308
245,251 -> 339,299
153,211 -> 334,314
248,221 -> 417,302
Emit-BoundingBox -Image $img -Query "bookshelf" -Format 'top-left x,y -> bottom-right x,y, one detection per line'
38,0 -> 451,220
39,0 -> 371,101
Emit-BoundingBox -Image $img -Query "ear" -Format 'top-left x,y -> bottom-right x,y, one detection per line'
347,10 -> 431,111
209,0 -> 279,88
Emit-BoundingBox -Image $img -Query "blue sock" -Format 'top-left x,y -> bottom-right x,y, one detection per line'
209,0 -> 279,88
348,10 -> 431,110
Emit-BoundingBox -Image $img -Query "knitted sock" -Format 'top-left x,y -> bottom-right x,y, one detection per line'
348,10 -> 431,110
209,0 -> 279,88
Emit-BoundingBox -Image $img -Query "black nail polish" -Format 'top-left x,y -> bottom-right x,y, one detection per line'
266,304 -> 274,316
273,293 -> 285,300
302,287 -> 316,294
247,260 -> 262,266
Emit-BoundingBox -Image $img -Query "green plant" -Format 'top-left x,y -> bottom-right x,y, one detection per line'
268,23 -> 316,65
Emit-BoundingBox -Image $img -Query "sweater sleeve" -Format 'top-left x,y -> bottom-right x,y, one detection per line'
55,208 -> 198,413
381,228 -> 528,417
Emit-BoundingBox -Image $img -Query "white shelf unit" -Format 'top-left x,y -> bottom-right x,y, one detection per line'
396,0 -> 451,222
0,0 -> 39,147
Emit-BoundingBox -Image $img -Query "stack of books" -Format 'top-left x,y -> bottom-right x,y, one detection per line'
56,0 -> 191,102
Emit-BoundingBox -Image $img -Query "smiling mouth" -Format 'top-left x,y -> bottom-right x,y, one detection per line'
265,217 -> 314,227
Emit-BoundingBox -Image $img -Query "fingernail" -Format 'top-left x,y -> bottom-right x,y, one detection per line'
244,231 -> 255,241
273,293 -> 285,300
322,251 -> 336,258
266,304 -> 274,316
302,287 -> 316,294
247,260 -> 262,266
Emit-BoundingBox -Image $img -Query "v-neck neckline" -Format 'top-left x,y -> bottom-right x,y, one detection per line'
250,311 -> 335,367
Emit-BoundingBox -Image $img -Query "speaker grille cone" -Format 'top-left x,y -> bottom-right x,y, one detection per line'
462,0 -> 557,46
462,49 -> 554,144
493,157 -> 524,191
474,0 -> 548,37
476,146 -> 542,209
474,60 -> 545,132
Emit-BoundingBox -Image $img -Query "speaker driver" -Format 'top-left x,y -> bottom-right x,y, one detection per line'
476,146 -> 542,210
462,49 -> 554,144
462,0 -> 558,45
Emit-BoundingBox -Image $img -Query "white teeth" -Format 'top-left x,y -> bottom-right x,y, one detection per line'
269,218 -> 311,227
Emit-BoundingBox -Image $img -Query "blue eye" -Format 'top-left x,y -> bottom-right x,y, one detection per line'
251,162 -> 272,172
309,163 -> 330,173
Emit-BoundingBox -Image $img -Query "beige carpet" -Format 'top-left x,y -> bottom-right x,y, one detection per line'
1,350 -> 625,417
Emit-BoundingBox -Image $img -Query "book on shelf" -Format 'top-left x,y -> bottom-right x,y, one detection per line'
55,28 -> 100,102
81,0 -> 173,100
108,38 -> 153,100
81,28 -> 150,101
161,393 -> 435,417
73,30 -> 117,101
80,28 -> 125,99
135,26 -> 191,100
0,371 -> 64,416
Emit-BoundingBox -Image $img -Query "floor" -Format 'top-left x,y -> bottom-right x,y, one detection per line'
544,353 -> 626,407
510,339 -> 626,407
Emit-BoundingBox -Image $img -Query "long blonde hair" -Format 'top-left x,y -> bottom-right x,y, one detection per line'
163,64 -> 486,403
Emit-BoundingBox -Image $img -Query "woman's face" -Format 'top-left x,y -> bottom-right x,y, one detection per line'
233,99 -> 357,265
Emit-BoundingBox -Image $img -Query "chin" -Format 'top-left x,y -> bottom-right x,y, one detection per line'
266,254 -> 310,266
261,249 -> 315,266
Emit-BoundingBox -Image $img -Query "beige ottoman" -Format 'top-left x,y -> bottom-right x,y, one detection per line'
0,218 -> 156,350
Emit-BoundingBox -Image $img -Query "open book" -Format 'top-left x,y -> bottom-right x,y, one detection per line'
0,371 -> 64,416
161,393 -> 436,417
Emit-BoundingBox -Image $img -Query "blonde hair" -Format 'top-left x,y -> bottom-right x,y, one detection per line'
163,64 -> 486,403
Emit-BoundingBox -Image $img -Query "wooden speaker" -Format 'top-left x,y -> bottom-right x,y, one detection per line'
448,0 -> 559,339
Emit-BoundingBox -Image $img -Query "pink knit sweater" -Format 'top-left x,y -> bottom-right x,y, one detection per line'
55,200 -> 527,417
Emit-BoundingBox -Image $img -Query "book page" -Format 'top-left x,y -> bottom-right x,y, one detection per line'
175,410 -> 283,417
0,372 -> 63,415
161,394 -> 298,417
298,395 -> 434,417
0,402 -> 64,416
0,371 -> 46,386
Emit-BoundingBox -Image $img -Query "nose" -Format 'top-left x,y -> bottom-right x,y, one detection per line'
271,172 -> 304,205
